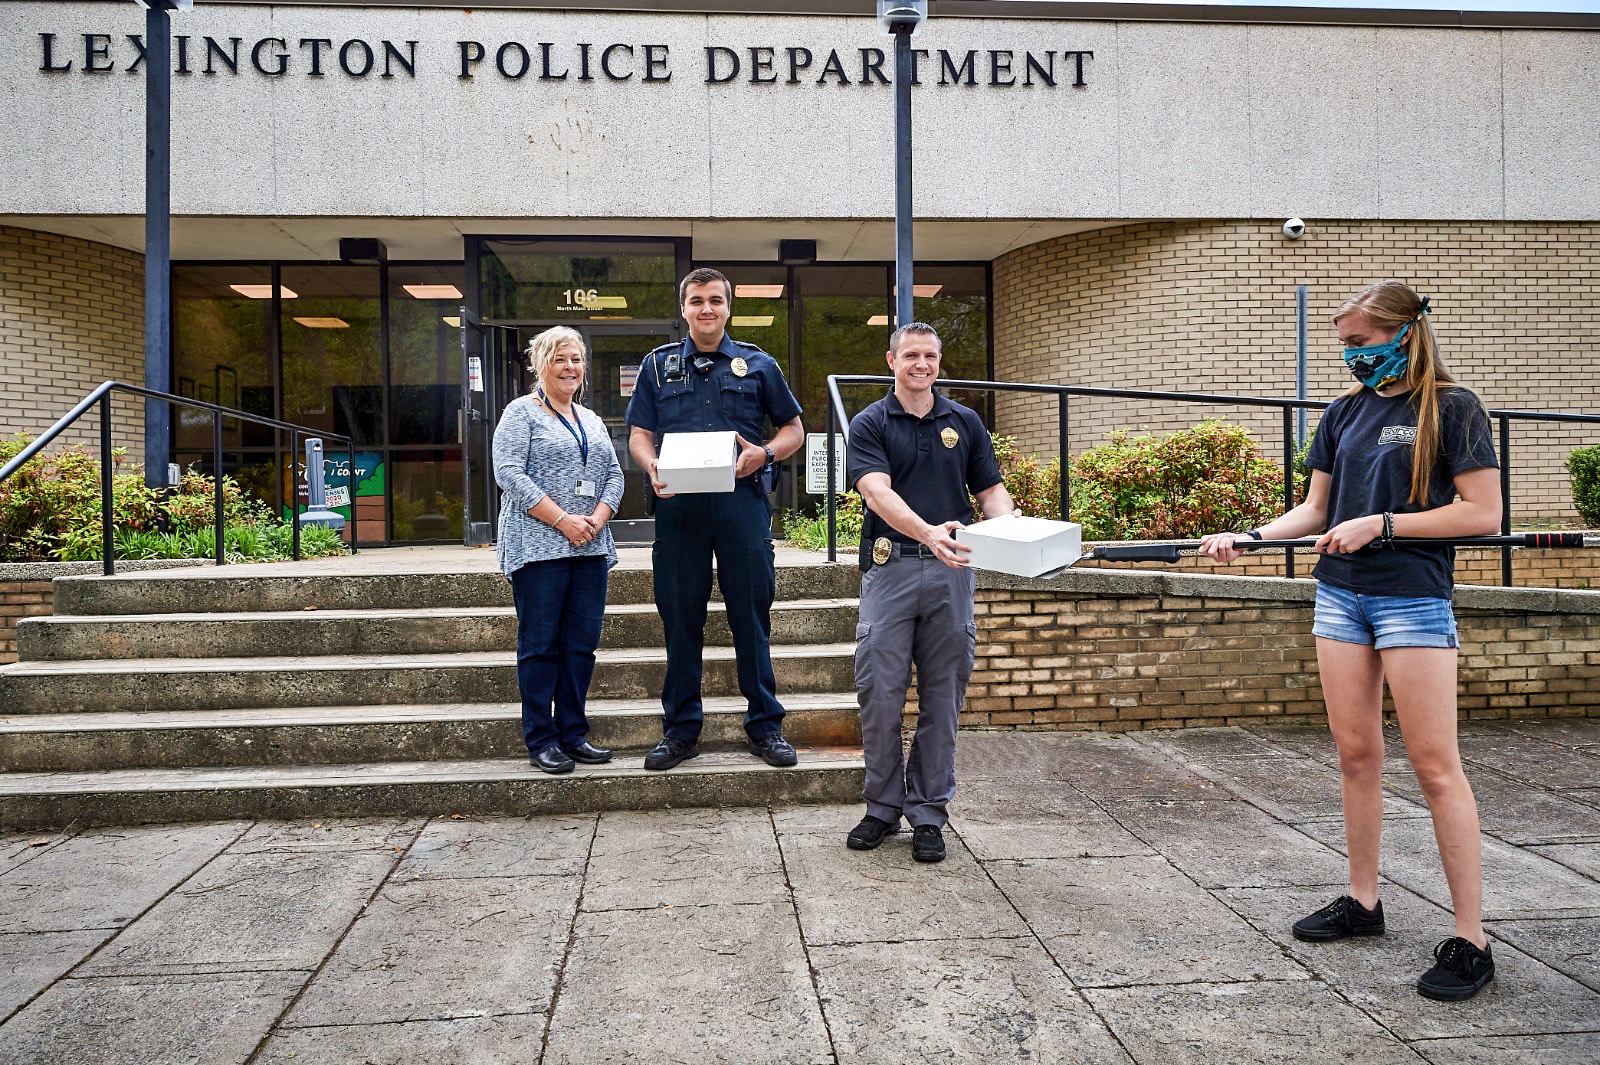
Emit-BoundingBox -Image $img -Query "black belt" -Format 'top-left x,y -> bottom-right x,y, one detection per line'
889,543 -> 938,560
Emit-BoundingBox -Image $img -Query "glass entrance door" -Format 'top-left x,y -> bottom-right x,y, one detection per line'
579,326 -> 675,528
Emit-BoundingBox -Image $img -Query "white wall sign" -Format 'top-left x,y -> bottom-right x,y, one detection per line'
805,433 -> 848,495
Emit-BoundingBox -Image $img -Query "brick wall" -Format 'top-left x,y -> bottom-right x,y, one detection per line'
0,225 -> 145,454
961,570 -> 1600,732
991,220 -> 1600,523
0,581 -> 52,664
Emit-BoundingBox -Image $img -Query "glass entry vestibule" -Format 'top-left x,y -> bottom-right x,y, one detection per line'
171,235 -> 991,546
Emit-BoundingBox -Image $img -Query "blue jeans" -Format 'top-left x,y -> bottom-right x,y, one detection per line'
1312,581 -> 1458,650
652,485 -> 784,744
509,556 -> 608,754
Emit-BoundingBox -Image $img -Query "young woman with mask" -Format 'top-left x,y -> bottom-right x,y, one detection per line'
1199,281 -> 1501,1001
493,326 -> 624,774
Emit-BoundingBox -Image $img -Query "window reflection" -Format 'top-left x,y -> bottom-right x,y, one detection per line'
391,449 -> 464,541
280,264 -> 382,445
172,265 -> 276,449
390,265 -> 465,446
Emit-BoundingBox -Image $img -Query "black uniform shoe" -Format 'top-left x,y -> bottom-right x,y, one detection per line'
1292,895 -> 1385,942
846,815 -> 900,851
1418,937 -> 1495,1001
530,744 -> 575,775
749,733 -> 798,767
562,739 -> 613,764
912,825 -> 946,863
643,737 -> 699,771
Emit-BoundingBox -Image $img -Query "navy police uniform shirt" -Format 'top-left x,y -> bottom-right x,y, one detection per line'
847,388 -> 1003,569
625,334 -> 802,449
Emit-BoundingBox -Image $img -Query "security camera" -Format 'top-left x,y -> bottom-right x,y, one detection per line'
1282,218 -> 1307,241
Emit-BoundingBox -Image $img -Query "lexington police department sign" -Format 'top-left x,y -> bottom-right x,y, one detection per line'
35,32 -> 1094,88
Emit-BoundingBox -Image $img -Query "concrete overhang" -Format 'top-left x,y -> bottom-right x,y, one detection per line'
0,214 -> 1116,262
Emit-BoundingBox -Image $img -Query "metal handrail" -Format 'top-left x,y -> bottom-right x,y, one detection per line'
823,374 -> 1600,586
0,380 -> 358,575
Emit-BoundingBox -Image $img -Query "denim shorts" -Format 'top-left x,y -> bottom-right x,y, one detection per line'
1312,582 -> 1459,650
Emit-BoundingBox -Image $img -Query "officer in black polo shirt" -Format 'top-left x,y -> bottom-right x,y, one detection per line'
626,267 -> 805,772
844,322 -> 1016,863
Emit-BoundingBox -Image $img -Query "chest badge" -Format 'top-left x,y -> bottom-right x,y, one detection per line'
941,427 -> 959,449
731,357 -> 749,378
872,537 -> 893,566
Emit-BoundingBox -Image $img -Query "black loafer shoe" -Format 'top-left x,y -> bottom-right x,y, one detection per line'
530,744 -> 575,775
562,739 -> 613,764
643,737 -> 699,771
749,733 -> 798,767
912,824 -> 946,863
847,815 -> 900,851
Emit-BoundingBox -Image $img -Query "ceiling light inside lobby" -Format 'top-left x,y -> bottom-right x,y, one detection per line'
866,315 -> 889,326
736,285 -> 784,299
591,295 -> 628,309
231,284 -> 297,299
403,284 -> 463,300
731,316 -> 775,327
442,316 -> 462,328
294,317 -> 350,329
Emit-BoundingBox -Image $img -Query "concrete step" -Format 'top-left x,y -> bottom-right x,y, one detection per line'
0,642 -> 859,715
17,598 -> 861,662
0,693 -> 864,772
50,564 -> 863,617
0,747 -> 867,830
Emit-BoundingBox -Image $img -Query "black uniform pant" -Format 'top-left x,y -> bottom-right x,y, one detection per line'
653,485 -> 785,743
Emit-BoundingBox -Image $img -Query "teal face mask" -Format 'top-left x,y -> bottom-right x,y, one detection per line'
1343,322 -> 1411,390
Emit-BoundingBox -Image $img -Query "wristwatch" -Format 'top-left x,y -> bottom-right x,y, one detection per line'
1243,529 -> 1263,540
762,445 -> 776,467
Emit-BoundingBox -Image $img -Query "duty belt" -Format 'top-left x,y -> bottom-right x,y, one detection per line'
872,537 -> 938,565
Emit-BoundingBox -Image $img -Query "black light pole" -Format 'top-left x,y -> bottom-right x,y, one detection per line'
138,0 -> 189,487
879,0 -> 926,330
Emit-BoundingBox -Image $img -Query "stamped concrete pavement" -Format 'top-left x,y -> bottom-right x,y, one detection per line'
2,720 -> 1597,1065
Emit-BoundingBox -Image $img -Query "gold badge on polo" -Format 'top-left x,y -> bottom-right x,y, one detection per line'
731,357 -> 749,377
872,537 -> 892,566
941,427 -> 959,449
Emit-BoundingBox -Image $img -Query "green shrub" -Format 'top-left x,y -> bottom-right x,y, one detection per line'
1567,444 -> 1600,527
1067,419 -> 1286,541
780,491 -> 865,552
0,435 -> 345,564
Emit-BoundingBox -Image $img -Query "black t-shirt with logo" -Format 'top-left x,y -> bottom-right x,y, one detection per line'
847,389 -> 1003,572
1305,386 -> 1498,599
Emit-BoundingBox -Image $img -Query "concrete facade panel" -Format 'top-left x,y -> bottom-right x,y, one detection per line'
1502,31 -> 1600,220
5,4 -> 1597,226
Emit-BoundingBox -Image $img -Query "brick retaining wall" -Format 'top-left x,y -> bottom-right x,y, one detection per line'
0,581 -> 51,663
963,569 -> 1600,732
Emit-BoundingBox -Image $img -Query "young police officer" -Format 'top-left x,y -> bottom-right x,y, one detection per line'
626,268 -> 806,771
845,322 -> 1015,862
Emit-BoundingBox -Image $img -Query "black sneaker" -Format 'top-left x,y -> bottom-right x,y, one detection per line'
912,825 -> 945,863
749,733 -> 798,768
642,737 -> 699,771
1418,937 -> 1495,1001
1292,895 -> 1386,942
846,815 -> 900,851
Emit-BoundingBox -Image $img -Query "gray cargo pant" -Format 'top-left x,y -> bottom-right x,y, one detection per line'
854,555 -> 977,828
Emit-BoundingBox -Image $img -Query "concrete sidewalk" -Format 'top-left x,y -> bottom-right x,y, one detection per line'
2,720 -> 1596,1064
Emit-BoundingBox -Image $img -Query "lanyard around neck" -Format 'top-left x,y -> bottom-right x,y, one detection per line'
537,390 -> 588,466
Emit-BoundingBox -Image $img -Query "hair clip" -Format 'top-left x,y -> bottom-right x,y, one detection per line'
1418,295 -> 1432,316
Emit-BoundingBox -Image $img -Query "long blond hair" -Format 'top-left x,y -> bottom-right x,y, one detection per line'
1333,281 -> 1467,505
525,326 -> 588,404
